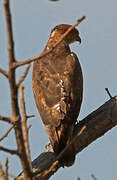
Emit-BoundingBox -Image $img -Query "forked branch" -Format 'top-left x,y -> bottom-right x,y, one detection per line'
3,0 -> 32,179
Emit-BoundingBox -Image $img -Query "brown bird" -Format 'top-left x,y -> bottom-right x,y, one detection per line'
32,24 -> 83,166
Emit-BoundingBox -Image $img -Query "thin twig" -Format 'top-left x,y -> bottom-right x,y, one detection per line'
0,163 -> 6,180
0,125 -> 14,142
0,115 -> 11,123
0,68 -> 8,78
78,177 -> 81,180
26,115 -> 35,119
0,146 -> 18,155
12,16 -> 86,69
19,85 -> 32,168
105,88 -> 112,99
5,158 -> 8,180
91,174 -> 98,180
17,64 -> 31,87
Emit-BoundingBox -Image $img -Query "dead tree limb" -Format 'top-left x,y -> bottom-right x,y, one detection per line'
17,96 -> 117,180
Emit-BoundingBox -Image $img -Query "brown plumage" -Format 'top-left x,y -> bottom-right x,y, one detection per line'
32,24 -> 83,166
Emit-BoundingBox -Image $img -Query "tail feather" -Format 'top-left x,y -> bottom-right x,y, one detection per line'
45,123 -> 75,167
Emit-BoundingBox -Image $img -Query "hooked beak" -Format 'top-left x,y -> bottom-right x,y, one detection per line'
76,35 -> 81,44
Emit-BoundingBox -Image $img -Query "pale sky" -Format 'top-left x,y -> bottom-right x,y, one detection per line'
0,0 -> 117,179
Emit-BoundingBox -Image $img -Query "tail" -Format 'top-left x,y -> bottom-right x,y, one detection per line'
45,122 -> 75,167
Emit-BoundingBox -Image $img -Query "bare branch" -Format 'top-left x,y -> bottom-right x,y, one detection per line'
3,0 -> 33,178
19,85 -> 32,168
12,16 -> 86,69
0,146 -> 18,155
0,115 -> 11,123
26,115 -> 35,119
0,163 -> 7,180
4,0 -> 19,119
91,174 -> 98,180
0,125 -> 14,142
3,0 -> 15,63
17,64 -> 31,87
32,125 -> 86,177
17,96 -> 117,179
0,159 -> 16,180
5,158 -> 8,180
77,177 -> 81,180
0,68 -> 8,78
105,88 -> 112,99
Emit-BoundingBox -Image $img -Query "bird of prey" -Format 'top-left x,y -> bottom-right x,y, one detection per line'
32,24 -> 83,166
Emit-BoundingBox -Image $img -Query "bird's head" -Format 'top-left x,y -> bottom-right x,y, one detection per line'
50,24 -> 81,45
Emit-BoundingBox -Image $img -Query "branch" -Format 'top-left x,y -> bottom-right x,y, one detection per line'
3,0 -> 32,178
78,177 -> 81,180
4,0 -> 19,118
17,96 -> 117,179
26,115 -> 35,119
0,68 -> 8,78
32,125 -> 86,176
5,158 -> 8,180
12,16 -> 86,69
0,163 -> 7,180
0,115 -> 11,123
0,161 -> 17,180
3,0 -> 15,63
105,88 -> 112,99
91,174 -> 98,180
0,146 -> 18,155
0,125 -> 14,142
17,64 -> 31,87
19,85 -> 32,168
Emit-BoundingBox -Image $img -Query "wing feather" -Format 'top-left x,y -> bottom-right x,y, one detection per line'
32,52 -> 83,125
